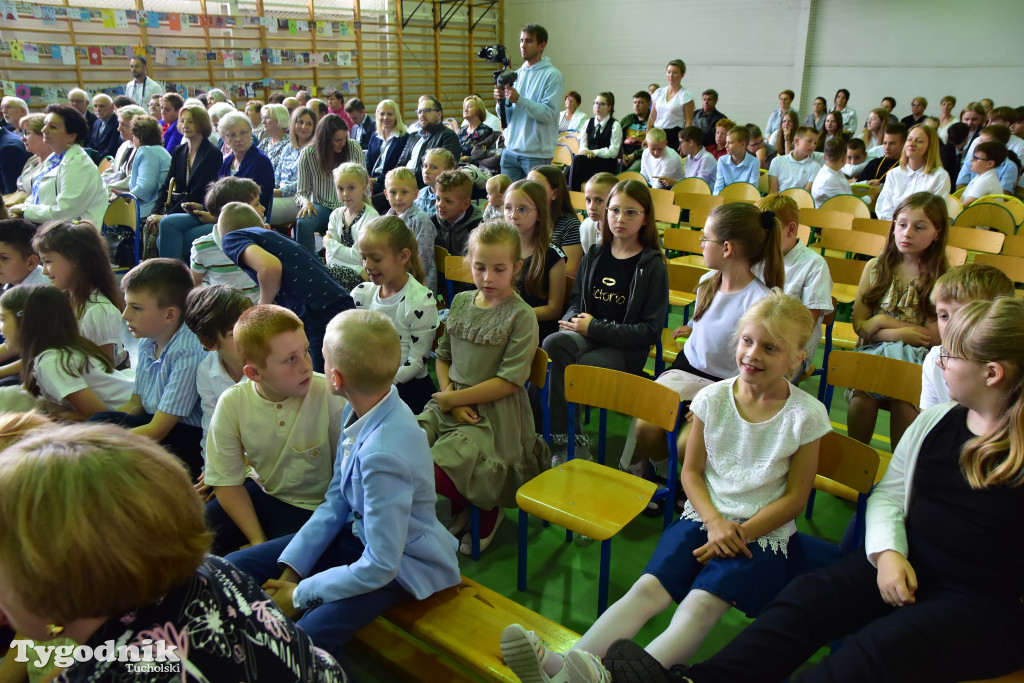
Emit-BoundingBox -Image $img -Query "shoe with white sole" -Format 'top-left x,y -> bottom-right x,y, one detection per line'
563,650 -> 611,683
501,623 -> 564,683
459,509 -> 503,556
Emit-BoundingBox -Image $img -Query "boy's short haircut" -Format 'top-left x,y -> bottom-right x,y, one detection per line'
323,309 -> 401,392
988,106 -> 1017,125
882,96 -> 896,110
646,127 -> 667,144
184,285 -> 254,349
633,90 -> 652,103
745,123 -> 763,139
980,124 -> 1011,145
885,122 -> 909,140
824,137 -> 847,162
0,219 -> 38,258
795,125 -> 818,139
424,147 -> 456,170
715,118 -> 735,131
679,126 -> 704,145
974,141 -> 1008,168
847,138 -> 866,154
121,258 -> 195,311
755,194 -> 799,229
485,173 -> 513,196
385,167 -> 418,186
205,177 -> 260,217
344,98 -> 365,113
234,304 -> 304,368
435,169 -> 473,199
217,202 -> 264,234
587,172 -> 618,189
931,263 -> 1014,304
728,126 -> 750,145
945,122 -> 970,146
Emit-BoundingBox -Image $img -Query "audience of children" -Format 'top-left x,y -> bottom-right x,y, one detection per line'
414,147 -> 456,217
767,125 -> 823,194
432,169 -> 484,261
324,162 -> 379,291
960,139 -> 1009,207
418,221 -> 550,555
640,127 -> 685,189
384,167 -> 438,292
810,137 -> 855,207
226,309 -> 460,658
188,176 -> 262,303
579,172 -> 617,252
848,192 -> 947,451
0,219 -> 48,383
504,291 -> 831,683
203,304 -> 344,554
528,165 -> 584,276
484,173 -> 513,221
350,216 -> 440,413
678,125 -> 717,189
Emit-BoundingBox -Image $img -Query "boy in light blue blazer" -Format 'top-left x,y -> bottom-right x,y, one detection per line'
226,309 -> 460,657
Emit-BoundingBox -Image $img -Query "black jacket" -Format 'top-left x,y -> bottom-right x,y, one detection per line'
396,125 -> 462,187
159,137 -> 221,214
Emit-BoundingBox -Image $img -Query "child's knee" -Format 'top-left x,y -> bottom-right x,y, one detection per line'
635,419 -> 665,446
629,573 -> 674,609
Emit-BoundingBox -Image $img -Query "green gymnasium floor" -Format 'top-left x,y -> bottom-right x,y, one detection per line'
342,338 -> 895,681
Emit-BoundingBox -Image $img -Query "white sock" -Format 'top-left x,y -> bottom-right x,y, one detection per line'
542,650 -> 564,677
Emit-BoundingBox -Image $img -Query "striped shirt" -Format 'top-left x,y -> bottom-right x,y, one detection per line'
134,323 -> 206,427
190,233 -> 260,303
296,141 -> 366,209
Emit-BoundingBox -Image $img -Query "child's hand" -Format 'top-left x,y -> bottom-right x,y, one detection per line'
432,388 -> 455,413
262,579 -> 300,619
876,550 -> 918,606
321,231 -> 333,243
193,472 -> 215,502
672,325 -> 692,340
698,517 -> 753,560
897,326 -> 932,347
558,313 -> 592,336
452,406 -> 481,425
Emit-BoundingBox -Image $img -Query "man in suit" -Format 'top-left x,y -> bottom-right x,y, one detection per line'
225,309 -> 460,657
1,96 -> 28,133
345,98 -> 376,149
68,89 -> 97,138
396,95 -> 461,187
0,125 -> 30,194
89,94 -> 120,158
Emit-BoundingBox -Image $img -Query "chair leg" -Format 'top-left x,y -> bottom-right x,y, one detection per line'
598,539 -> 611,616
805,489 -> 817,520
470,505 -> 480,561
518,509 -> 528,591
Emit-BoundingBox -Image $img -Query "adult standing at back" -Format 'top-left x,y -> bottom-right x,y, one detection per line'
648,59 -> 694,151
494,24 -> 564,181
125,56 -> 163,107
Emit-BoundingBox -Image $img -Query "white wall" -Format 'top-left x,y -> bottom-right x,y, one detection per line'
503,0 -> 1024,133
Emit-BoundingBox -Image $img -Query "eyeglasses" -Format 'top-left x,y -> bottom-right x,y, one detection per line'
937,346 -> 990,368
971,155 -> 990,163
416,108 -> 440,115
503,205 -> 535,217
698,233 -> 723,245
222,132 -> 250,141
593,101 -> 609,107
607,207 -> 645,219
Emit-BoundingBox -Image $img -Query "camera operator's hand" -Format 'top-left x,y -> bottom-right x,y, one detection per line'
493,85 -> 504,102
504,85 -> 520,105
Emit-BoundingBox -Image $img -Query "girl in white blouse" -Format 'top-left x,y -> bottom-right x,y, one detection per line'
875,125 -> 950,221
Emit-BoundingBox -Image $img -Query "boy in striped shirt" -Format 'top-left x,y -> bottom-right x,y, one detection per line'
190,177 -> 262,303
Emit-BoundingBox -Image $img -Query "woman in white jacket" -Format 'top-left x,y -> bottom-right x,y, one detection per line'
9,104 -> 107,229
616,297 -> 1024,683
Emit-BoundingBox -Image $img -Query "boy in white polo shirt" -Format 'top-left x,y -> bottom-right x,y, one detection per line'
961,140 -> 1008,207
811,138 -> 854,207
767,126 -> 823,194
754,194 -> 833,380
640,127 -> 684,188
204,304 -> 346,554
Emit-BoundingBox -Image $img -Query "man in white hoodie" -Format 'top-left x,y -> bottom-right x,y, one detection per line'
493,24 -> 564,181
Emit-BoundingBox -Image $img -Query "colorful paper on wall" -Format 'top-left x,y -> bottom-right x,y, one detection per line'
1,1 -> 16,21
23,43 -> 39,63
133,45 -> 146,56
270,49 -> 281,65
137,11 -> 148,27
317,21 -> 332,37
10,41 -> 24,61
223,53 -> 236,68
147,11 -> 160,27
296,20 -> 308,32
79,8 -> 90,22
288,19 -> 297,34
101,9 -> 116,28
88,46 -> 102,65
114,9 -> 128,28
41,6 -> 56,25
168,13 -> 180,31
249,48 -> 261,64
61,45 -> 76,65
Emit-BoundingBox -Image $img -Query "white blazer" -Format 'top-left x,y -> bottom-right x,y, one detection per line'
22,144 -> 108,229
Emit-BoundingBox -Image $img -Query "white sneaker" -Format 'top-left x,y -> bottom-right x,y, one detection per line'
564,650 -> 611,683
501,623 -> 564,683
459,510 -> 504,556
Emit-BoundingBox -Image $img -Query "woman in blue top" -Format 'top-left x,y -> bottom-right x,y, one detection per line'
156,111 -> 274,261
124,114 -> 171,220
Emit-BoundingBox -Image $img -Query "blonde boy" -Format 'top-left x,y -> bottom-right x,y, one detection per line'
225,309 -> 459,656
432,169 -> 482,259
920,264 -> 1014,409
385,167 -> 437,291
640,127 -> 684,188
580,172 -> 617,252
754,194 -> 833,378
414,147 -> 456,217
484,173 -> 512,221
203,304 -> 345,554
768,125 -> 824,194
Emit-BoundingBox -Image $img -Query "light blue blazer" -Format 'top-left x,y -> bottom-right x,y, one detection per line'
129,144 -> 172,218
279,388 -> 460,607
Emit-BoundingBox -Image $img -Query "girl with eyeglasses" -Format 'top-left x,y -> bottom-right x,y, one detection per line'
504,179 -> 566,341
541,180 -> 667,462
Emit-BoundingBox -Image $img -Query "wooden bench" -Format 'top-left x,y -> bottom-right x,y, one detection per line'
353,575 -> 579,682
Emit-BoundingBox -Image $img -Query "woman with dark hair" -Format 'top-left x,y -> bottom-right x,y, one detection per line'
803,96 -> 827,133
8,104 -> 107,228
832,88 -> 857,135
294,113 -> 365,252
146,104 -> 221,249
818,110 -> 849,151
567,91 -> 622,191
559,91 -> 587,133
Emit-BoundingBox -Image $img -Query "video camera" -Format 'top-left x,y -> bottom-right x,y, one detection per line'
477,44 -> 516,128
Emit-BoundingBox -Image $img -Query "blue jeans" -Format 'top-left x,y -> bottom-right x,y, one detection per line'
500,150 -> 553,181
158,213 -> 212,262
226,525 -> 413,657
295,204 -> 332,252
205,478 -> 316,555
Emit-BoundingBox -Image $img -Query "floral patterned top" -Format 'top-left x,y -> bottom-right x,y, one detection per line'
870,262 -> 928,326
57,555 -> 346,682
259,137 -> 300,198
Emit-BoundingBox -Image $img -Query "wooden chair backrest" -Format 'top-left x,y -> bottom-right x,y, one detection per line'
826,350 -> 922,406
564,365 -> 681,431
